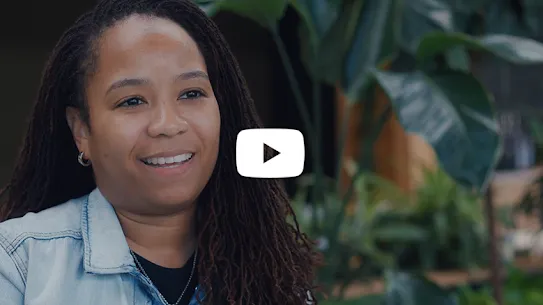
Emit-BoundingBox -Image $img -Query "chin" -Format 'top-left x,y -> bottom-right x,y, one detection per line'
147,188 -> 198,211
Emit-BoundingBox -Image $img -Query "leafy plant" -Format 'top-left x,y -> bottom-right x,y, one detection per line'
529,119 -> 543,145
400,167 -> 488,271
516,174 -> 543,228
322,272 -> 460,305
193,0 -> 543,303
502,267 -> 543,305
511,117 -> 543,228
291,165 -> 490,299
320,268 -> 543,305
290,169 -> 428,298
196,0 -> 543,193
383,271 -> 458,305
456,267 -> 543,305
457,286 -> 497,305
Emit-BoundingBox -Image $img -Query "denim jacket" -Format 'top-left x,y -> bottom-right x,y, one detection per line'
0,188 -> 205,305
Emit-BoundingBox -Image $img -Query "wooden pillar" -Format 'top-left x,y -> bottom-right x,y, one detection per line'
335,86 -> 437,193
372,87 -> 411,192
335,87 -> 364,193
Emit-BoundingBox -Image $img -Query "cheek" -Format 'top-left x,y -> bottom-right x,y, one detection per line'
193,102 -> 221,152
88,112 -> 144,160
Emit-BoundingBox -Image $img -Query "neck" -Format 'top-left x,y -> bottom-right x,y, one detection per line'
116,206 -> 197,268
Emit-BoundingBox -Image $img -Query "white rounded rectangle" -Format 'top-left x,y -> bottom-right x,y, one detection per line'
236,128 -> 305,178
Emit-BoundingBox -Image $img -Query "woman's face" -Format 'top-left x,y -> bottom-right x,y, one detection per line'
68,15 -> 220,213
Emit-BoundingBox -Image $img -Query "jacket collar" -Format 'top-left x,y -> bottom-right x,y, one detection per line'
81,188 -> 135,274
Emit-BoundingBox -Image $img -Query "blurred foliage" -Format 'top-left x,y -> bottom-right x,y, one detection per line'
528,117 -> 543,163
290,169 -> 424,296
516,117 -> 543,226
321,267 -> 543,305
195,0 -> 543,193
456,266 -> 543,305
290,166 -> 488,299
397,167 -> 488,271
529,119 -> 543,145
194,0 -> 543,303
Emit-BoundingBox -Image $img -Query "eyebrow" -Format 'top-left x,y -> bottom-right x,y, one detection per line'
176,70 -> 209,81
106,70 -> 209,94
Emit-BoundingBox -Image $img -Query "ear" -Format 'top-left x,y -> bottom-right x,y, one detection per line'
66,107 -> 91,159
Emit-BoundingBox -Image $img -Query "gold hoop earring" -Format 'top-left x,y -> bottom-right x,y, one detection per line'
78,151 -> 91,167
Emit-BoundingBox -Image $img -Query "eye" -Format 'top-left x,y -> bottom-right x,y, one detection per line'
118,97 -> 145,108
179,90 -> 204,100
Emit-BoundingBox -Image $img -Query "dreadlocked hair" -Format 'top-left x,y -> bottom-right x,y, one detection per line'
0,0 -> 321,304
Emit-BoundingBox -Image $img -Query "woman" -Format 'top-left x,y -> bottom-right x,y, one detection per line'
0,0 -> 319,304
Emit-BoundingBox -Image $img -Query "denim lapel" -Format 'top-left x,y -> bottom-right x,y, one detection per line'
81,188 -> 135,274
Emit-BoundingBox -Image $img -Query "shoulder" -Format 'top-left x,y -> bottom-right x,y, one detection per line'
0,195 -> 86,252
0,195 -> 87,299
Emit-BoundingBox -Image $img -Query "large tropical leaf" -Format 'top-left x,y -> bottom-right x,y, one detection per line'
194,0 -> 287,28
296,0 -> 345,85
373,70 -> 501,191
400,0 -> 455,54
384,271 -> 458,305
342,0 -> 400,103
417,32 -> 543,64
290,0 -> 340,46
297,0 -> 401,96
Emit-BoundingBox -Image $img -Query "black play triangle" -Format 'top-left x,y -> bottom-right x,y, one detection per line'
264,143 -> 280,163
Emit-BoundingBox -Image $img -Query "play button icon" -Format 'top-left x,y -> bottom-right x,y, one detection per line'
264,143 -> 280,163
236,128 -> 305,178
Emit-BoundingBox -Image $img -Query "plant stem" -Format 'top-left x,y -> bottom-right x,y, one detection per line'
270,26 -> 313,140
335,102 -> 352,193
328,104 -> 391,296
358,93 -> 378,172
485,187 -> 504,305
312,81 -> 323,230
336,103 -> 392,232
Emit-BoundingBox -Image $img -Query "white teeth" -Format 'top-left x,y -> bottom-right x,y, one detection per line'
143,153 -> 193,166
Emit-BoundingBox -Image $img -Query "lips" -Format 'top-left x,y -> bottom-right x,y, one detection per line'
141,152 -> 194,166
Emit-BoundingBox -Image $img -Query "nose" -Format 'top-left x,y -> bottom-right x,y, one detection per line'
147,101 -> 189,138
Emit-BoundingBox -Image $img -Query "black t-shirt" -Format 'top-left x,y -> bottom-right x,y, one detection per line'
133,252 -> 198,305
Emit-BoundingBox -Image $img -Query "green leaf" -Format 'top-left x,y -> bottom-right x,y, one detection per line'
400,0 -> 455,54
444,46 -> 470,72
442,0 -> 490,12
343,0 -> 400,103
373,70 -> 501,191
321,294 -> 383,305
195,1 -> 220,15
417,32 -> 543,64
529,119 -> 543,144
384,271 -> 458,305
432,212 -> 449,245
373,224 -> 427,242
290,0 -> 341,45
296,0 -> 346,85
194,0 -> 288,28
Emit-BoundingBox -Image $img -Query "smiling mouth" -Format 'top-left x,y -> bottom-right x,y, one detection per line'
141,153 -> 194,167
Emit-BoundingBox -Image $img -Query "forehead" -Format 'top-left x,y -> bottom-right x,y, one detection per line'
92,14 -> 205,76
